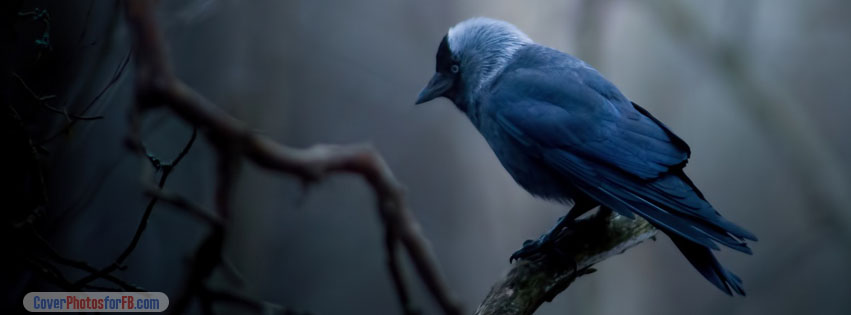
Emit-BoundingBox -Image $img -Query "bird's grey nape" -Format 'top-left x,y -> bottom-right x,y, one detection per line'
447,17 -> 532,91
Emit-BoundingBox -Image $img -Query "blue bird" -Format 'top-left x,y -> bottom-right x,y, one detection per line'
416,17 -> 757,296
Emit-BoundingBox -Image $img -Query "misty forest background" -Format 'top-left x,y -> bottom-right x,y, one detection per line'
3,0 -> 851,314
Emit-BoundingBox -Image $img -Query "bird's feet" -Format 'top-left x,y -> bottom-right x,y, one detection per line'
509,216 -> 577,263
509,235 -> 553,262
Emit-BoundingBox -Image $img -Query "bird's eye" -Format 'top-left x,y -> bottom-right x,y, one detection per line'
450,64 -> 460,74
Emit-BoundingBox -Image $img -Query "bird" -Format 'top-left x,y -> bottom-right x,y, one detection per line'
415,17 -> 757,296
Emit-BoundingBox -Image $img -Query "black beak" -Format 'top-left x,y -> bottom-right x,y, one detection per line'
415,72 -> 454,104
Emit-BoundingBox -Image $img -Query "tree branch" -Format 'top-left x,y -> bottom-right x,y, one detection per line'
30,228 -> 146,292
123,1 -> 462,314
71,128 -> 198,288
475,211 -> 657,315
11,72 -> 104,121
37,49 -> 132,145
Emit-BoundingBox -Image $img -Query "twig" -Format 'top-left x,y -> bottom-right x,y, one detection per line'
475,211 -> 657,315
142,187 -> 222,227
123,1 -> 463,314
38,49 -> 132,145
72,128 -> 198,288
17,7 -> 51,51
11,72 -> 104,121
30,229 -> 146,292
386,227 -> 418,315
26,258 -> 74,290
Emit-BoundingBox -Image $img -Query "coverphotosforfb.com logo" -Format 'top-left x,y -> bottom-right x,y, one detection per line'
23,292 -> 169,312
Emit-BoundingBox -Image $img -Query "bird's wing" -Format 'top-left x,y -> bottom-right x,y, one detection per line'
487,46 -> 692,180
487,65 -> 757,245
489,70 -> 690,180
493,99 -> 755,248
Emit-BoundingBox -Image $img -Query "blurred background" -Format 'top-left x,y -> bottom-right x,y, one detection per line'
3,0 -> 850,314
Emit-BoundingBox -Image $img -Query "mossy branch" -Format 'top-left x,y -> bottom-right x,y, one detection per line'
475,211 -> 657,315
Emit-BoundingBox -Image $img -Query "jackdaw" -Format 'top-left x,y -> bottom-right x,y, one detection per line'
415,17 -> 757,296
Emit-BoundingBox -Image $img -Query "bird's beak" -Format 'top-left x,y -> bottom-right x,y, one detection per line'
415,72 -> 454,104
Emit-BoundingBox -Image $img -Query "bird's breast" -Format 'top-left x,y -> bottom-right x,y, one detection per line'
475,114 -> 578,204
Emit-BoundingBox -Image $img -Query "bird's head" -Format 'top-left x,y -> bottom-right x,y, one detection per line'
415,17 -> 532,111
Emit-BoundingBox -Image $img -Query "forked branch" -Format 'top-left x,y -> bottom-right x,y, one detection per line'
123,1 -> 462,314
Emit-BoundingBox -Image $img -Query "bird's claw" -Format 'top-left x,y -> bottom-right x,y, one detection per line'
509,236 -> 552,262
510,228 -> 579,264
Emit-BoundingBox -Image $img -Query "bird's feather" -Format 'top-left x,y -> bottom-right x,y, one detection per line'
478,45 -> 756,294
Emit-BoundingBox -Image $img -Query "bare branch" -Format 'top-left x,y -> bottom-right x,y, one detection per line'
37,49 -> 132,145
475,212 -> 657,315
72,128 -> 198,288
30,229 -> 146,292
123,1 -> 463,314
386,227 -> 418,315
11,72 -> 104,121
142,187 -> 222,227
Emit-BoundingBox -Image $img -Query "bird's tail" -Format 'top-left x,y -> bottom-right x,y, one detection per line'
667,231 -> 746,296
544,149 -> 755,295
